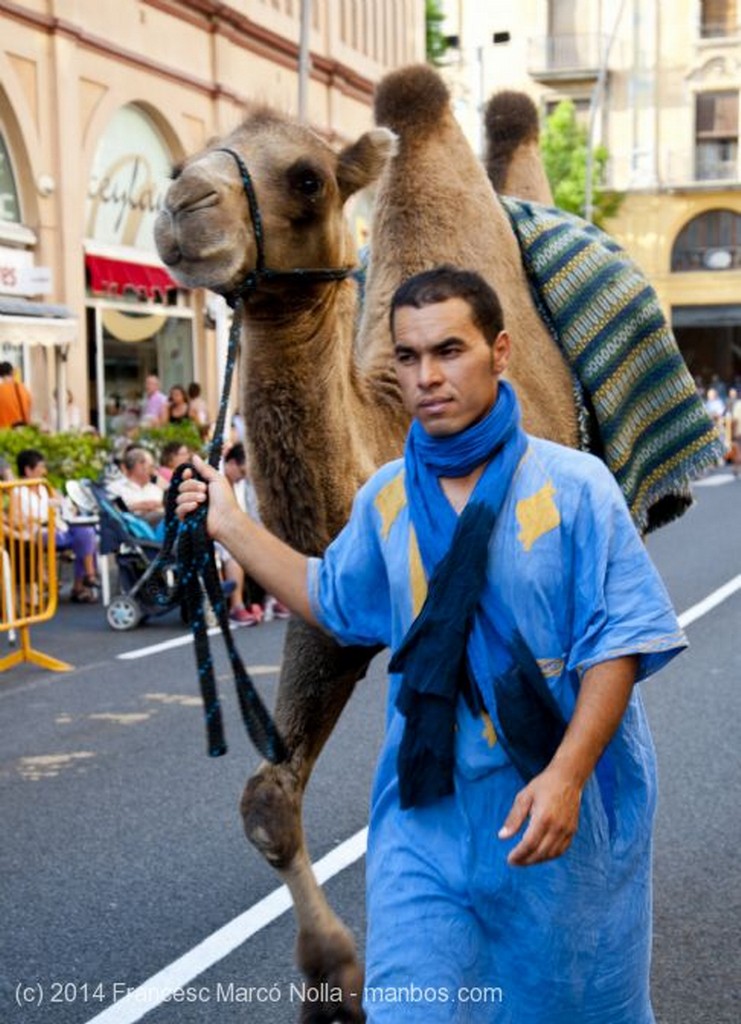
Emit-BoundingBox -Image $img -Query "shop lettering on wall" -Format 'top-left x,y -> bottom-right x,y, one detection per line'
0,264 -> 18,289
0,246 -> 46,297
87,154 -> 168,248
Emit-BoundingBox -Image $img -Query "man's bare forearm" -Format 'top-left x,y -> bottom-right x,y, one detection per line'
501,654 -> 638,865
549,655 -> 638,786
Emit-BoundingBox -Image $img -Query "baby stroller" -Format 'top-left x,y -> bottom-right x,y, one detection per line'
84,481 -> 182,631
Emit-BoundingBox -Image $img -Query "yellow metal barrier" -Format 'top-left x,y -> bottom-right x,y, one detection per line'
0,479 -> 72,672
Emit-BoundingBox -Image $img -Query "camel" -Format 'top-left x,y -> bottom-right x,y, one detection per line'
155,64 -> 716,1022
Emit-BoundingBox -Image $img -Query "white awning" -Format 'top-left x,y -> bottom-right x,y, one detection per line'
0,297 -> 78,347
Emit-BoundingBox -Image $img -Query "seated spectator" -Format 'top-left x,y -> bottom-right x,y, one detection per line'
12,449 -> 99,603
107,446 -> 165,526
157,441 -> 191,488
213,541 -> 261,626
220,443 -> 290,624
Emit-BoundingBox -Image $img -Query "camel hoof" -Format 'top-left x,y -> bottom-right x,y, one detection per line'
240,765 -> 301,869
296,926 -> 365,1023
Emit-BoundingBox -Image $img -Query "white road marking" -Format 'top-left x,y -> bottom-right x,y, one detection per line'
117,628 -> 285,662
116,627 -> 223,659
693,472 -> 736,487
85,576 -> 741,1024
83,829 -> 368,1024
677,574 -> 741,629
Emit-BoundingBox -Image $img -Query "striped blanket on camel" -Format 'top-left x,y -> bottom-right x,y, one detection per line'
501,196 -> 724,534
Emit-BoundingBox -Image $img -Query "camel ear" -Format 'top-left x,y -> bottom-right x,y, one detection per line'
337,127 -> 397,202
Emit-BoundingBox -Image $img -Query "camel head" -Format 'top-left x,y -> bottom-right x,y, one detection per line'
155,109 -> 395,299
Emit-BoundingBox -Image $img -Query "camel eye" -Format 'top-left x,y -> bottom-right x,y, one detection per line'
288,161 -> 323,198
299,174 -> 321,195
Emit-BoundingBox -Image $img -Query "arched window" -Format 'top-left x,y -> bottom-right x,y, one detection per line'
671,209 -> 741,271
85,104 -> 172,253
0,131 -> 21,223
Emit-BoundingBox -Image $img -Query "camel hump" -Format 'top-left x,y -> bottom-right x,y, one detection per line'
485,90 -> 541,147
374,64 -> 450,136
484,90 -> 542,193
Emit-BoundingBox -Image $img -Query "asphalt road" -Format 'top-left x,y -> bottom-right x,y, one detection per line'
0,471 -> 739,1024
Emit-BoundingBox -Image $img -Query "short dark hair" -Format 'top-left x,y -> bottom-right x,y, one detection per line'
160,440 -> 190,467
187,382 -> 201,399
389,265 -> 505,346
17,449 -> 45,477
0,361 -> 14,377
224,442 -> 246,466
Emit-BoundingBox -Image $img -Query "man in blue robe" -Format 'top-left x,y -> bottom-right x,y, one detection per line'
178,266 -> 686,1023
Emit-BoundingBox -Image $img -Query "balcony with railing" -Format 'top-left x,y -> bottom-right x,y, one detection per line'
527,34 -> 607,81
663,146 -> 740,187
697,140 -> 739,181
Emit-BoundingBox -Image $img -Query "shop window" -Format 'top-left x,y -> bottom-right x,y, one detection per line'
671,209 -> 741,271
695,91 -> 738,180
96,309 -> 194,435
0,132 -> 21,223
700,0 -> 737,38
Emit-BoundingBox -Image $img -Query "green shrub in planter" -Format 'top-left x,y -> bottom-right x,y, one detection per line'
134,420 -> 205,460
0,427 -> 112,489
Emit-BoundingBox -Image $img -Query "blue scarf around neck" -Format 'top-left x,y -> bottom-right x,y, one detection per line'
404,379 -> 526,573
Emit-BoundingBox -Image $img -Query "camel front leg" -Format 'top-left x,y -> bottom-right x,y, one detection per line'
240,618 -> 379,1023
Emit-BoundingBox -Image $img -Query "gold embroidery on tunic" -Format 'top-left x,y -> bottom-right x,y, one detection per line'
516,483 -> 561,551
537,657 -> 566,678
374,471 -> 406,540
481,711 -> 498,748
408,526 -> 428,618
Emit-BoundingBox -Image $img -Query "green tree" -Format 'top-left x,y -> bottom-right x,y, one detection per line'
540,100 -> 623,228
426,0 -> 449,65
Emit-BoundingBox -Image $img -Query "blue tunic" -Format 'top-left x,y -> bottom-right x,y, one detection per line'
308,438 -> 686,1023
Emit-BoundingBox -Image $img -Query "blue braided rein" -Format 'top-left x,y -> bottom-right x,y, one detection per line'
148,298 -> 287,761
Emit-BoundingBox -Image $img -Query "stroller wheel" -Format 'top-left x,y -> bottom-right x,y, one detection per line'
107,595 -> 142,631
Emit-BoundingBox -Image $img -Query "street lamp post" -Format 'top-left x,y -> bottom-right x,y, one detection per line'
584,0 -> 628,222
298,0 -> 312,124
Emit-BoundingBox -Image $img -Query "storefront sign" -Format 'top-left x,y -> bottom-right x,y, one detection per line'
0,246 -> 51,296
85,106 -> 172,253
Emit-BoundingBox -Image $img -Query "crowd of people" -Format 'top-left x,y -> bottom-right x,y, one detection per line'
2,431 -> 287,627
128,375 -> 212,437
698,375 -> 741,467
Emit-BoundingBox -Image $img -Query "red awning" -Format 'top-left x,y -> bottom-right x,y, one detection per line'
85,254 -> 181,301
